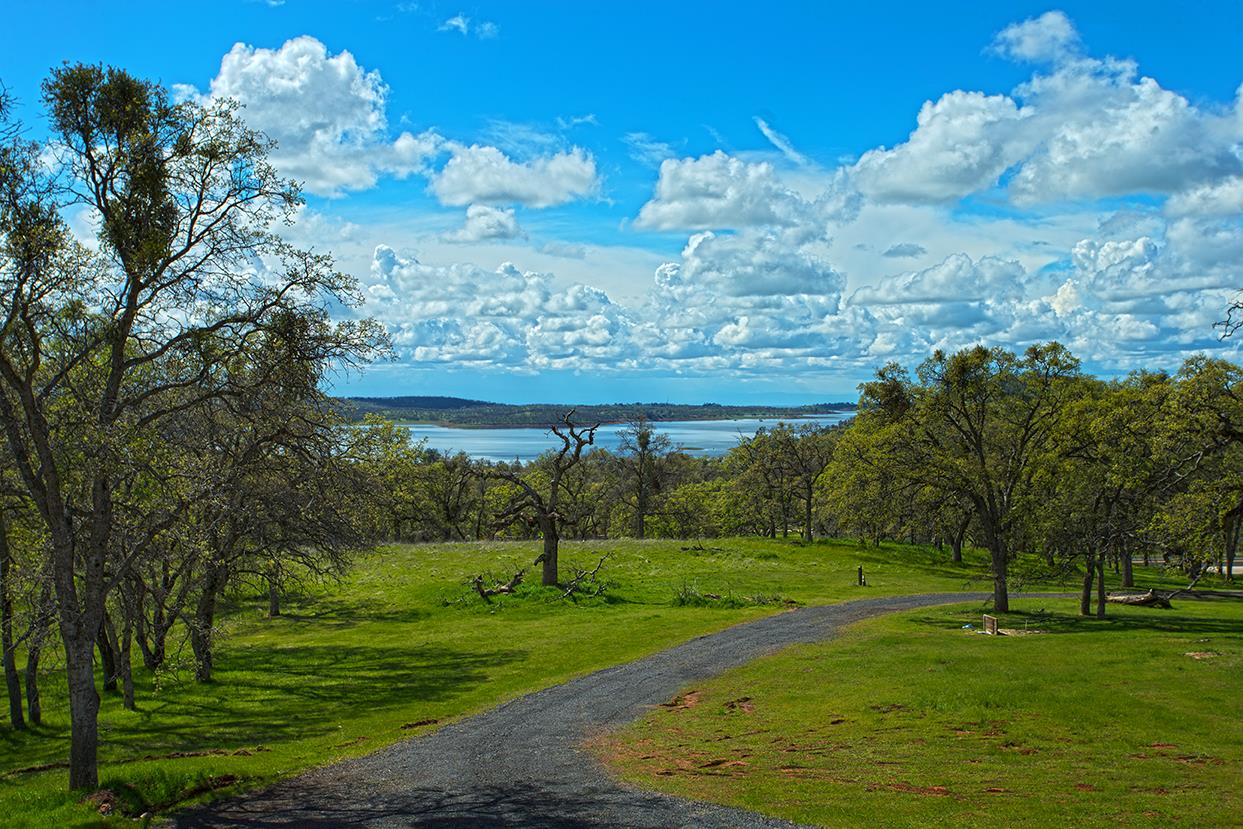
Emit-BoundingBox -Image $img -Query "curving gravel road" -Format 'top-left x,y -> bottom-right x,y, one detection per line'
174,591 -> 1050,828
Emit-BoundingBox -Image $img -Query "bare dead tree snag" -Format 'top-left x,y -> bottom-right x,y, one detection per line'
488,411 -> 600,586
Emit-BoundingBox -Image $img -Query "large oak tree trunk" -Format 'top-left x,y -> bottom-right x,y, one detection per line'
990,547 -> 1009,612
539,520 -> 559,587
63,634 -> 100,789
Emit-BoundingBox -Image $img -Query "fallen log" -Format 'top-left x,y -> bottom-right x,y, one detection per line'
472,569 -> 525,604
1105,589 -> 1172,609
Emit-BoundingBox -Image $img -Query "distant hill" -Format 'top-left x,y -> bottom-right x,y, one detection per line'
338,397 -> 855,427
348,396 -> 493,410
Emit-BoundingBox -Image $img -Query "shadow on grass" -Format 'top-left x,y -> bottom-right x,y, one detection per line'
906,608 -> 1243,637
222,595 -> 435,629
0,643 -> 527,771
175,781 -> 676,828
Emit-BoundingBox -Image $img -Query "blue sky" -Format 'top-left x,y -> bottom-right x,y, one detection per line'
4,2 -> 1243,403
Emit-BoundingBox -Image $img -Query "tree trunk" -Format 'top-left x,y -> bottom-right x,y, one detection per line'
190,565 -> 225,683
1080,551 -> 1095,616
1095,550 -> 1107,618
24,583 -> 51,727
951,516 -> 968,564
118,615 -> 135,711
1226,517 -> 1240,584
539,520 -> 559,587
97,621 -> 118,694
64,634 -> 100,789
1121,548 -> 1134,588
0,515 -> 24,729
804,484 -> 814,542
25,643 -> 41,726
991,546 -> 1009,613
636,479 -> 647,540
267,578 -> 281,618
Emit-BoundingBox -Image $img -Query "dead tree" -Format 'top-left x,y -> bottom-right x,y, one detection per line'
489,412 -> 599,586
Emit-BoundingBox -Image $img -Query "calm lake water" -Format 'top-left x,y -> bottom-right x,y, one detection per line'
400,413 -> 855,462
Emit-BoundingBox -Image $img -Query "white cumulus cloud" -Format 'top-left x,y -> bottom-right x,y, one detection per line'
991,10 -> 1081,63
444,204 -> 525,242
176,36 -> 442,197
430,144 -> 599,208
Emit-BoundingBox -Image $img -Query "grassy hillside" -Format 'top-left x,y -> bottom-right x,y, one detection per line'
0,538 -> 1195,826
596,597 -> 1243,828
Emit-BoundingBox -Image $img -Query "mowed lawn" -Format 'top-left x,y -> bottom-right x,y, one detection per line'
595,596 -> 1243,829
0,537 -> 1035,827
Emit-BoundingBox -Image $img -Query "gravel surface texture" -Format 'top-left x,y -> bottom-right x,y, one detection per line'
173,591 -> 1064,828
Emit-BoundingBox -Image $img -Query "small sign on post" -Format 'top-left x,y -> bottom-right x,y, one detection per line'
982,614 -> 998,635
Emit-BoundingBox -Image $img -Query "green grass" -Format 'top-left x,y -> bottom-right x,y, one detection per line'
0,537 -> 1207,826
595,596 -> 1243,829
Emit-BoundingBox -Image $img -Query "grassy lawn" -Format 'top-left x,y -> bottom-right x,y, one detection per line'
0,537 -> 1207,826
594,595 -> 1243,829
0,536 -> 1031,827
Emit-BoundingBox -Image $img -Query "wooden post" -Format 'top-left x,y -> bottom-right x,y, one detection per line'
857,566 -> 866,586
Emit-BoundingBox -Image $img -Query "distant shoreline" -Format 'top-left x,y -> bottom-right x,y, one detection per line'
388,412 -> 853,430
339,396 -> 856,429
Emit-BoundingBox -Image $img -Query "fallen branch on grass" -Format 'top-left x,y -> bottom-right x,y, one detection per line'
1106,589 -> 1172,608
560,553 -> 611,601
1107,570 -> 1211,609
472,569 -> 525,604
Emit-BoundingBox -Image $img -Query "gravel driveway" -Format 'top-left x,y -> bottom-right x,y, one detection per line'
173,591 -> 1031,828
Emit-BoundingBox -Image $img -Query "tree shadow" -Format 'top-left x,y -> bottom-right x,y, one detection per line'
220,594 -> 434,629
906,608 -> 1243,637
149,643 -> 523,749
174,780 -> 713,828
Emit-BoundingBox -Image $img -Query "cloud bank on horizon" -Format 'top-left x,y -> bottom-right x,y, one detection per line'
172,9 -> 1243,392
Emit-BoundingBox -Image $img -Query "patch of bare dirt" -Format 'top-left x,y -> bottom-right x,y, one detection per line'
660,691 -> 702,710
870,782 -> 954,797
83,789 -> 117,816
722,697 -> 754,714
400,718 -> 440,730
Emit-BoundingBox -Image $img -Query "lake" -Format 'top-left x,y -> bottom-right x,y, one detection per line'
400,413 -> 855,462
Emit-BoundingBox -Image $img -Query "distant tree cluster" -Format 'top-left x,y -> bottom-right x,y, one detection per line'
359,346 -> 1243,620
833,345 -> 1243,613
